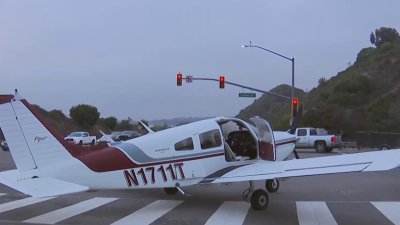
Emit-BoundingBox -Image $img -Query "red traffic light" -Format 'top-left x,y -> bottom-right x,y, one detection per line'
292,98 -> 298,107
291,98 -> 299,117
177,73 -> 182,86
219,76 -> 225,89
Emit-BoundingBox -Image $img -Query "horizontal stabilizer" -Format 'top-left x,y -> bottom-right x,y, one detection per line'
0,170 -> 89,197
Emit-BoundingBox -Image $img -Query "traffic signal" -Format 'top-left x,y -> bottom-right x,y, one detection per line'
291,98 -> 299,117
177,73 -> 182,86
219,76 -> 225,89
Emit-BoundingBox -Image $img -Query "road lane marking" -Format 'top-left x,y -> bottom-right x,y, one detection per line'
24,197 -> 118,224
205,201 -> 249,225
297,201 -> 338,225
111,200 -> 182,225
372,202 -> 400,225
0,197 -> 55,213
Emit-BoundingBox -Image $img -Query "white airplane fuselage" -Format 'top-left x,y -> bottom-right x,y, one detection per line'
33,119 -> 295,190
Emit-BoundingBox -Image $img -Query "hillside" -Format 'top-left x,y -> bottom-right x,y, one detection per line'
303,41 -> 400,138
236,84 -> 306,130
237,31 -> 400,139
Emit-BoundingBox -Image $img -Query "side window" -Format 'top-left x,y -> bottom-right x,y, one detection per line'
83,133 -> 88,137
174,138 -> 194,151
297,129 -> 307,136
200,129 -> 222,149
310,129 -> 317,136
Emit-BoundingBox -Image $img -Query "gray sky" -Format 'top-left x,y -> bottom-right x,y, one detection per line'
0,1 -> 399,120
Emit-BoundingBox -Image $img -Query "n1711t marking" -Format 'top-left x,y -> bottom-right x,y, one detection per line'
123,163 -> 185,187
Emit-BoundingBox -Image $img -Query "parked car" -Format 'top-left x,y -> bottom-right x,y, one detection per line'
294,127 -> 341,153
1,140 -> 9,151
97,135 -> 112,144
110,131 -> 122,141
117,131 -> 141,141
64,132 -> 96,145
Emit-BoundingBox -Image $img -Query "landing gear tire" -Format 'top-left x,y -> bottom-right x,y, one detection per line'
251,189 -> 269,210
164,187 -> 178,195
266,179 -> 279,193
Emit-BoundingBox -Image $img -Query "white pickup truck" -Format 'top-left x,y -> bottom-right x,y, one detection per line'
294,127 -> 341,153
64,132 -> 96,145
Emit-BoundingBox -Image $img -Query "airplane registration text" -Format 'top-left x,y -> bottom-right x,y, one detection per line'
123,163 -> 185,187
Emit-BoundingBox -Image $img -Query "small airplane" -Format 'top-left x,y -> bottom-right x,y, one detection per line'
0,91 -> 399,210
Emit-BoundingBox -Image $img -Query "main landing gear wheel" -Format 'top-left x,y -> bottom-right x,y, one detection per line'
164,187 -> 178,195
266,179 -> 279,193
251,190 -> 269,210
242,181 -> 269,210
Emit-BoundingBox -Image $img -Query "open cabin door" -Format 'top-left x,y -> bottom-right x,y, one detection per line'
250,117 -> 276,161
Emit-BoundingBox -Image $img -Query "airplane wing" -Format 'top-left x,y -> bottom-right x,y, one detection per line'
200,149 -> 400,184
0,170 -> 89,197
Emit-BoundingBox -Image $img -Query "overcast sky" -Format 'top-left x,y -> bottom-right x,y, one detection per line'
0,1 -> 399,120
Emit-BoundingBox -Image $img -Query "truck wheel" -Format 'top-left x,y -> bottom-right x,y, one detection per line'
91,140 -> 95,145
314,141 -> 327,153
79,140 -> 83,145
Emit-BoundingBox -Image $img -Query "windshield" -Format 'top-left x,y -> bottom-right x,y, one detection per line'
68,132 -> 82,137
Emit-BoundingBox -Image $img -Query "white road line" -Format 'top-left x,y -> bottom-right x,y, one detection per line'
297,201 -> 338,225
372,202 -> 400,225
205,201 -> 249,225
111,200 -> 182,225
0,197 -> 54,213
24,197 -> 117,224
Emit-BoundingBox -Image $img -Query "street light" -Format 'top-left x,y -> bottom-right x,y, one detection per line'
242,42 -> 295,101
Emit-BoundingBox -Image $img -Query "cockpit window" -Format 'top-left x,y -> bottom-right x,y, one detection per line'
174,137 -> 194,151
200,129 -> 222,149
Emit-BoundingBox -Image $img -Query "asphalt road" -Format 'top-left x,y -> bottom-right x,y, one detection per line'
0,148 -> 399,225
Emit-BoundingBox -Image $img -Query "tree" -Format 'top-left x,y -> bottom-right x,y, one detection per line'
98,116 -> 117,130
69,104 -> 100,127
370,27 -> 400,48
115,117 -> 135,130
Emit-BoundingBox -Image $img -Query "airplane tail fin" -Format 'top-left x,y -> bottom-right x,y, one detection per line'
0,91 -> 75,172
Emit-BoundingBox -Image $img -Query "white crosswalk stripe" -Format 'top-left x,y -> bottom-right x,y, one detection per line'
111,200 -> 182,225
24,197 -> 118,224
372,202 -> 400,225
0,192 -> 398,225
296,201 -> 338,225
0,197 -> 55,213
205,201 -> 249,225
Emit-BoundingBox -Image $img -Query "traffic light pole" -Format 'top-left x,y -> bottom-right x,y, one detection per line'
242,43 -> 295,101
190,77 -> 291,100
